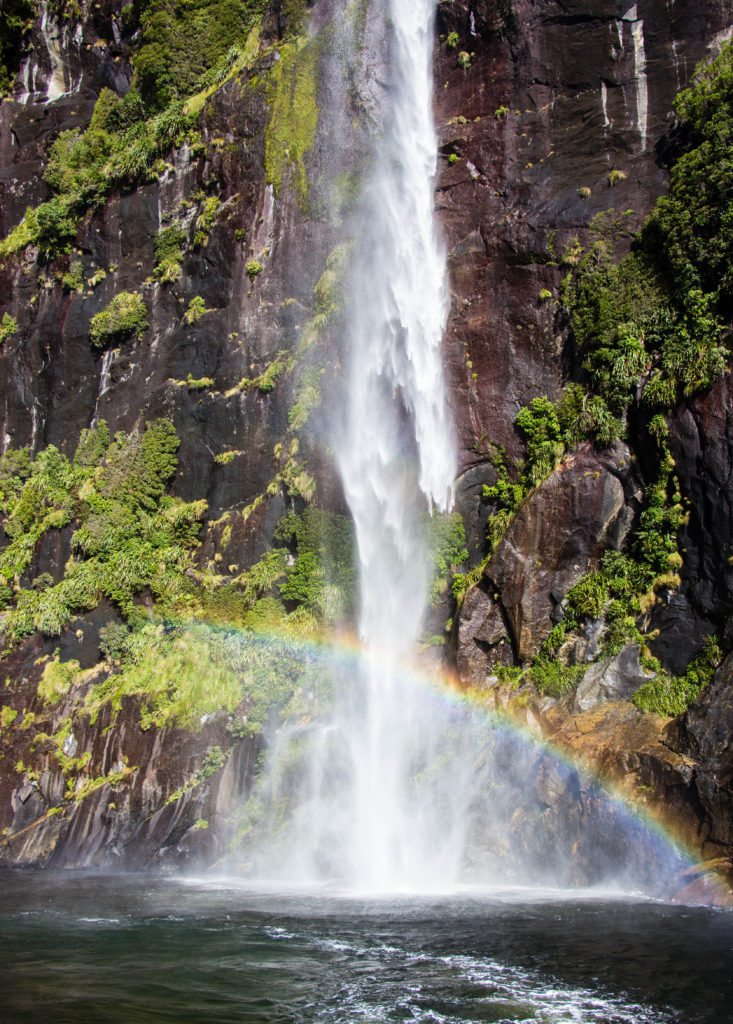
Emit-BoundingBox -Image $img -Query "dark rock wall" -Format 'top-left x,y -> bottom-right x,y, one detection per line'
439,1 -> 733,677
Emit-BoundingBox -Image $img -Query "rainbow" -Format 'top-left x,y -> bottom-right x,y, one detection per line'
166,615 -> 733,906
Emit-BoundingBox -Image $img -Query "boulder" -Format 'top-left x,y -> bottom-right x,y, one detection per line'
572,644 -> 655,713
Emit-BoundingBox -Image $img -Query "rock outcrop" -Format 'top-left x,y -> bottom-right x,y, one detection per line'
572,643 -> 655,712
457,442 -> 635,678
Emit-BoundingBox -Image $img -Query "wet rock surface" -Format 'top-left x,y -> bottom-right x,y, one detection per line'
457,442 -> 636,677
573,644 -> 655,712
675,653 -> 733,855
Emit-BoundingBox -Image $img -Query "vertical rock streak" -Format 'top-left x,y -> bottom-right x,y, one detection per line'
623,5 -> 649,151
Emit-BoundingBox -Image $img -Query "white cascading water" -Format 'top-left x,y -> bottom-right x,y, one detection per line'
243,0 -> 480,892
335,0 -> 458,888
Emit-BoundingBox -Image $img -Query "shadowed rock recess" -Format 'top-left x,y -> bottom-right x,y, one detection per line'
0,0 -> 732,893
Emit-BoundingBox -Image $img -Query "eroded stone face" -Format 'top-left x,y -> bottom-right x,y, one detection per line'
458,442 -> 636,678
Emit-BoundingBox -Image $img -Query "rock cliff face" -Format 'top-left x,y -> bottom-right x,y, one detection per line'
0,0 -> 732,887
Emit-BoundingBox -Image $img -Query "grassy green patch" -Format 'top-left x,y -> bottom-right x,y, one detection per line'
633,637 -> 721,716
265,38 -> 320,207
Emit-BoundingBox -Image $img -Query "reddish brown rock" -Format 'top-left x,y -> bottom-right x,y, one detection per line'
458,442 -> 635,678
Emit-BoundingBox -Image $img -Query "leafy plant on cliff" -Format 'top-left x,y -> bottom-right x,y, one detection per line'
89,292 -> 149,348
154,224 -> 187,283
633,636 -> 722,716
0,420 -> 207,643
0,313 -> 19,345
131,0 -> 269,109
0,92 -> 197,260
0,0 -> 33,96
566,42 -> 733,422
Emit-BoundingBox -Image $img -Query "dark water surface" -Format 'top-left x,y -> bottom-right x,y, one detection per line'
0,872 -> 732,1024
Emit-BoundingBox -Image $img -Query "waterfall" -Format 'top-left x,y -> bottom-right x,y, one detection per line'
240,0 -> 476,892
334,0 -> 457,888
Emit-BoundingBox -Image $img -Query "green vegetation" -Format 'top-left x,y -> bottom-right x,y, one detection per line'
0,313 -> 18,344
181,373 -> 215,391
89,291 -> 149,348
566,41 -> 733,425
214,449 -> 242,464
644,46 -> 733,314
495,48 -> 733,708
193,195 -> 222,247
183,296 -> 209,325
275,507 -> 355,622
264,38 -> 319,207
234,351 -> 293,394
154,225 -> 187,283
61,260 -> 84,293
0,90 -> 197,261
246,260 -> 263,280
427,513 -> 468,606
0,0 -> 33,96
475,386 -> 619,558
0,2 -> 276,263
446,32 -> 460,49
0,419 -> 206,640
288,367 -> 322,431
131,0 -> 268,109
633,637 -> 721,716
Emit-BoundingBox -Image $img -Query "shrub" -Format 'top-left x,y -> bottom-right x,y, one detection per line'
566,571 -> 608,621
154,225 -> 187,283
61,260 -> 84,292
0,312 -> 18,344
0,418 -> 206,643
446,31 -> 460,49
34,198 -> 79,257
608,169 -> 627,186
515,397 -> 565,485
644,42 -> 733,307
183,296 -> 209,325
90,292 -> 149,348
246,260 -> 263,280
427,512 -> 469,606
530,660 -> 585,699
193,195 -> 222,247
133,0 -> 268,110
